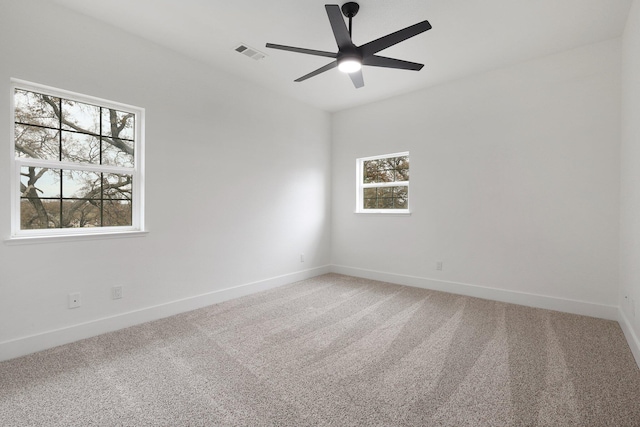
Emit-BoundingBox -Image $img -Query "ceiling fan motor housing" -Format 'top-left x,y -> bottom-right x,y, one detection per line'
337,48 -> 361,63
341,2 -> 360,18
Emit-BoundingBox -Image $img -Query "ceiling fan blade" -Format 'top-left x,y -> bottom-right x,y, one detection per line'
360,20 -> 432,57
265,43 -> 337,58
349,69 -> 364,88
294,61 -> 338,82
363,55 -> 424,71
325,4 -> 354,50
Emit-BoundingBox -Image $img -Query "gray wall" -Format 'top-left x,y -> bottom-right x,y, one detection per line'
331,39 -> 621,312
0,0 -> 332,359
620,0 -> 640,362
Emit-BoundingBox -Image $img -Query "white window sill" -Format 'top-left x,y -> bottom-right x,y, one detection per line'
4,230 -> 148,245
354,211 -> 412,216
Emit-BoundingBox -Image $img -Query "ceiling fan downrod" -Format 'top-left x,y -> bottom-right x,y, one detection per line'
341,2 -> 359,38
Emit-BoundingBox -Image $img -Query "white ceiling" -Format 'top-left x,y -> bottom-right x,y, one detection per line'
51,0 -> 632,112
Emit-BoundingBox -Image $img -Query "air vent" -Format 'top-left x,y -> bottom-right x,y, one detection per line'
235,44 -> 266,61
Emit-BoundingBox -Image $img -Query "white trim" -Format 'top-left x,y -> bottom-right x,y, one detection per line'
5,230 -> 148,245
0,265 -> 331,362
618,308 -> 640,369
362,181 -> 409,188
15,158 -> 134,174
9,223 -> 139,238
358,151 -> 410,162
9,78 -> 145,239
9,81 -> 18,234
11,78 -> 143,113
330,265 -> 619,320
3,264 -> 636,370
354,212 -> 412,216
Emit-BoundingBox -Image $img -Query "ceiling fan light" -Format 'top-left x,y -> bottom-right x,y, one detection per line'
338,58 -> 362,73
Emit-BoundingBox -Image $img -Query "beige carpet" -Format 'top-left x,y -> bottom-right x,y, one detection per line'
1,273 -> 639,426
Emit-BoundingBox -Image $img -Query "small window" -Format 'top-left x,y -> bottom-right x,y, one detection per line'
356,152 -> 409,213
10,80 -> 145,238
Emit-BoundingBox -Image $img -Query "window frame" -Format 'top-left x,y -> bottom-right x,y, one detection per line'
355,151 -> 410,214
9,79 -> 145,241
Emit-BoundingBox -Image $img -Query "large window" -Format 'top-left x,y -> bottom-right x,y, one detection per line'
10,80 -> 145,239
356,152 -> 409,213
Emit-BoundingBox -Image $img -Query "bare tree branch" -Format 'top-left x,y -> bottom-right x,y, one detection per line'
62,177 -> 131,226
41,96 -> 133,156
20,168 -> 51,227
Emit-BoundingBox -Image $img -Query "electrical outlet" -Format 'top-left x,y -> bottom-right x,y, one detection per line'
112,286 -> 123,300
300,253 -> 305,263
436,261 -> 443,271
68,292 -> 81,309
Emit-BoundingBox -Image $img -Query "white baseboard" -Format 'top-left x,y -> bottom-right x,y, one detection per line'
0,265 -> 331,362
4,265 -> 635,369
618,309 -> 640,369
330,265 -> 619,321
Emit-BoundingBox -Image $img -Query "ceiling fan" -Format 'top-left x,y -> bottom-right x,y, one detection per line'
265,2 -> 432,89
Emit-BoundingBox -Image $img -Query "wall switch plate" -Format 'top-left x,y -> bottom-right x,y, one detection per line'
300,253 -> 305,263
112,286 -> 123,300
68,292 -> 81,309
436,261 -> 443,271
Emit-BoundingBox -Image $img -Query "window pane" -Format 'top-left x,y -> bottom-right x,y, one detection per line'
363,188 -> 377,199
361,185 -> 409,210
393,156 -> 409,182
61,131 -> 100,164
14,89 -> 60,129
378,158 -> 393,170
15,124 -> 59,161
104,173 -> 132,200
379,186 -> 395,209
380,187 -> 393,198
363,160 -> 378,183
62,170 -> 102,199
377,169 -> 395,183
19,169 -> 133,228
363,157 -> 409,183
396,156 -> 409,169
102,138 -> 134,167
103,200 -> 132,226
394,198 -> 408,209
363,198 -> 378,209
20,199 -> 60,229
61,99 -> 100,135
102,108 -> 135,140
364,170 -> 377,184
20,167 -> 60,198
394,186 -> 408,208
62,200 -> 101,228
395,168 -> 409,181
394,186 -> 408,198
381,197 -> 395,208
363,159 -> 378,169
